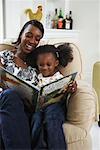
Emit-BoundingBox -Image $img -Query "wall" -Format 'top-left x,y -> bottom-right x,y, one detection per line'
70,0 -> 99,84
1,0 -> 99,84
99,1 -> 100,57
4,0 -> 69,39
0,0 -> 3,41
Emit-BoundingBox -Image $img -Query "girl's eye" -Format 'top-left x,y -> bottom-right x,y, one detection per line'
47,64 -> 51,67
39,64 -> 43,67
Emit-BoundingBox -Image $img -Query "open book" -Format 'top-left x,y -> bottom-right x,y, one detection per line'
0,67 -> 77,111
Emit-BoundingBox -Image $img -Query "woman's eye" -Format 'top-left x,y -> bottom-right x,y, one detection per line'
36,38 -> 40,42
25,33 -> 32,38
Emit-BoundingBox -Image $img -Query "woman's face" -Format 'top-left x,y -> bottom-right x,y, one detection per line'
20,24 -> 43,54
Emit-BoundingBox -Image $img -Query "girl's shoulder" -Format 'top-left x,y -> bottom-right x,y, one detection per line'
53,71 -> 63,79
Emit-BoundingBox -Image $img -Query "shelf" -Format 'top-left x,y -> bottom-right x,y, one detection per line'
43,29 -> 79,40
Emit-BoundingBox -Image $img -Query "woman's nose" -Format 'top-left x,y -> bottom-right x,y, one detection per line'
29,37 -> 37,45
29,37 -> 35,43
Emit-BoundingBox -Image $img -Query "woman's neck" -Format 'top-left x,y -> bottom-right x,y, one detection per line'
15,50 -> 27,62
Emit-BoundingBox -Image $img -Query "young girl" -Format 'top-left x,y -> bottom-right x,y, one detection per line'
31,44 -> 74,149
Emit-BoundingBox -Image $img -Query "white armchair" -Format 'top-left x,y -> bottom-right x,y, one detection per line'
0,42 -> 98,150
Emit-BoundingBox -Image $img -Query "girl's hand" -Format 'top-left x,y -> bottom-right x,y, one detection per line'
67,81 -> 77,93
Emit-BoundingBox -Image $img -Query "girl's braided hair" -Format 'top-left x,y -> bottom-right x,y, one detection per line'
27,43 -> 73,68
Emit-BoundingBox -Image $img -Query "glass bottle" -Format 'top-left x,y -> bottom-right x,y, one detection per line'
69,11 -> 73,29
58,8 -> 64,29
65,15 -> 70,30
52,8 -> 58,29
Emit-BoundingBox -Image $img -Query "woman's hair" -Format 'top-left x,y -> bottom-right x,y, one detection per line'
12,20 -> 44,46
29,43 -> 73,68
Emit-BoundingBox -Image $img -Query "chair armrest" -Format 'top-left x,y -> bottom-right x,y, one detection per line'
63,122 -> 92,150
66,80 -> 97,132
63,123 -> 87,143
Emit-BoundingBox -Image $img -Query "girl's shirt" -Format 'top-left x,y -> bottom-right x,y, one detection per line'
0,50 -> 38,84
37,71 -> 63,87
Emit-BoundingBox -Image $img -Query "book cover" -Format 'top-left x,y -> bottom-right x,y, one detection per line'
0,66 -> 77,110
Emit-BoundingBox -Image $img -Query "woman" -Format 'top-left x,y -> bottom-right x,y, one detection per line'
0,20 -> 76,149
0,19 -> 44,149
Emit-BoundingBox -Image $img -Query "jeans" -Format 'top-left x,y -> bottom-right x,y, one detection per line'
0,88 -> 67,150
31,101 -> 67,150
0,89 -> 31,149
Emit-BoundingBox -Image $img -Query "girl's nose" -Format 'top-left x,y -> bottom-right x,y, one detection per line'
42,65 -> 48,70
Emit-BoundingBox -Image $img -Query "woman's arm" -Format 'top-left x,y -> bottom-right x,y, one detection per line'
0,61 -> 3,67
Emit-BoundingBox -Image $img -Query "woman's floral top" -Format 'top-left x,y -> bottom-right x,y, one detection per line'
0,50 -> 38,84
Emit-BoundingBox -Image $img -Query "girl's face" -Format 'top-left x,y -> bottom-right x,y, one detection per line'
20,24 -> 43,54
37,52 -> 59,77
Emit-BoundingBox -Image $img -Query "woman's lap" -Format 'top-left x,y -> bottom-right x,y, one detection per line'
0,89 -> 67,149
0,89 -> 31,149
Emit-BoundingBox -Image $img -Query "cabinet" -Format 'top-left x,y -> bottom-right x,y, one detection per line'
2,0 -> 78,43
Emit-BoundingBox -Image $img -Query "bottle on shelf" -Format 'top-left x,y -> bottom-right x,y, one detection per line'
51,8 -> 58,29
69,11 -> 73,29
46,13 -> 52,29
64,15 -> 70,30
58,8 -> 64,29
64,11 -> 73,30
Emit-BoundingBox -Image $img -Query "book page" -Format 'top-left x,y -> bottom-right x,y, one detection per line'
0,67 -> 40,105
41,72 -> 77,96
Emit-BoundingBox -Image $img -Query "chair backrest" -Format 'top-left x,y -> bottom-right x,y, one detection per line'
0,44 -> 16,52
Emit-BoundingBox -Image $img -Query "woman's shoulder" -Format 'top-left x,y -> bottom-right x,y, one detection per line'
0,49 -> 15,66
0,49 -> 14,57
27,65 -> 37,72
